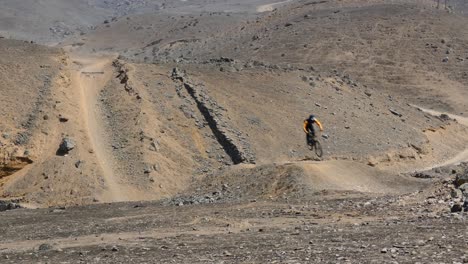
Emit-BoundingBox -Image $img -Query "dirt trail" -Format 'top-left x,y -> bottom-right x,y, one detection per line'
417,107 -> 468,127
256,0 -> 292,12
0,215 -> 301,253
264,159 -> 428,194
417,106 -> 468,169
300,160 -> 426,193
70,55 -> 127,202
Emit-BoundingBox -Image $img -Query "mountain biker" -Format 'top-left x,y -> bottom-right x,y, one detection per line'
303,115 -> 323,148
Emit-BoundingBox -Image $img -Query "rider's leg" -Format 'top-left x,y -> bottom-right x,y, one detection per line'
310,128 -> 316,142
306,133 -> 313,145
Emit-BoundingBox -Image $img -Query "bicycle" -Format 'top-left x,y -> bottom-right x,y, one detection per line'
308,133 -> 323,158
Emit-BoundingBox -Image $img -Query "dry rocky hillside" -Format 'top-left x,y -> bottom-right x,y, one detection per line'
0,0 -> 467,263
84,0 -> 468,114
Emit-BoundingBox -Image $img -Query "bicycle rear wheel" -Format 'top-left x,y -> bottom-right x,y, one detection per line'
314,140 -> 323,157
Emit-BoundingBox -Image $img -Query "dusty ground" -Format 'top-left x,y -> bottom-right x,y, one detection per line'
0,0 -> 468,263
0,164 -> 467,263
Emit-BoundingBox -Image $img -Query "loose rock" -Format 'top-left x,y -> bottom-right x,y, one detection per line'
58,138 -> 76,155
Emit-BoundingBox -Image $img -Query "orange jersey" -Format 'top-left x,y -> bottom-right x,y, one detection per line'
303,119 -> 323,134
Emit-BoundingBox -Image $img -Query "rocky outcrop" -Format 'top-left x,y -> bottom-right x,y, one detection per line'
172,68 -> 255,164
113,60 -> 139,98
0,199 -> 21,212
445,163 -> 468,212
0,156 -> 33,179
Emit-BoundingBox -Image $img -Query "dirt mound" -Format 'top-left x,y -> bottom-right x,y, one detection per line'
171,159 -> 429,205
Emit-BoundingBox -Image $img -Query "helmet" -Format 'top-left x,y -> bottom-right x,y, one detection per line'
308,115 -> 316,121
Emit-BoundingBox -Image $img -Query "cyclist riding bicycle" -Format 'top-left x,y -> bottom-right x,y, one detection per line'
303,115 -> 323,148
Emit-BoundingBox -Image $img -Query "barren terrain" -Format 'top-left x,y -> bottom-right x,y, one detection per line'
0,0 -> 467,263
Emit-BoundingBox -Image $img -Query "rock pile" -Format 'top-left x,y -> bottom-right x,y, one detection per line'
0,200 -> 21,212
451,165 -> 468,212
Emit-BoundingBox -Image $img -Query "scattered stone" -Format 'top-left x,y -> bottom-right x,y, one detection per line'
367,159 -> 378,167
75,160 -> 83,169
38,243 -> 53,251
58,138 -> 76,155
144,165 -> 152,174
455,171 -> 468,187
59,115 -> 69,122
413,172 -> 433,179
442,57 -> 449,63
459,183 -> 468,197
171,67 -> 185,80
451,203 -> 463,212
0,201 -> 21,212
51,208 -> 66,213
149,140 -> 160,152
14,132 -> 29,145
389,109 -> 402,117
439,114 -> 451,121
381,248 -> 388,253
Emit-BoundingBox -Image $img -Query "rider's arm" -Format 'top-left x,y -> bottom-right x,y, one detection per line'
315,119 -> 324,131
303,120 -> 309,134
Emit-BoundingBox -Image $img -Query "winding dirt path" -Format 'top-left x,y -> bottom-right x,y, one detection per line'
70,56 -> 127,202
417,106 -> 468,168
